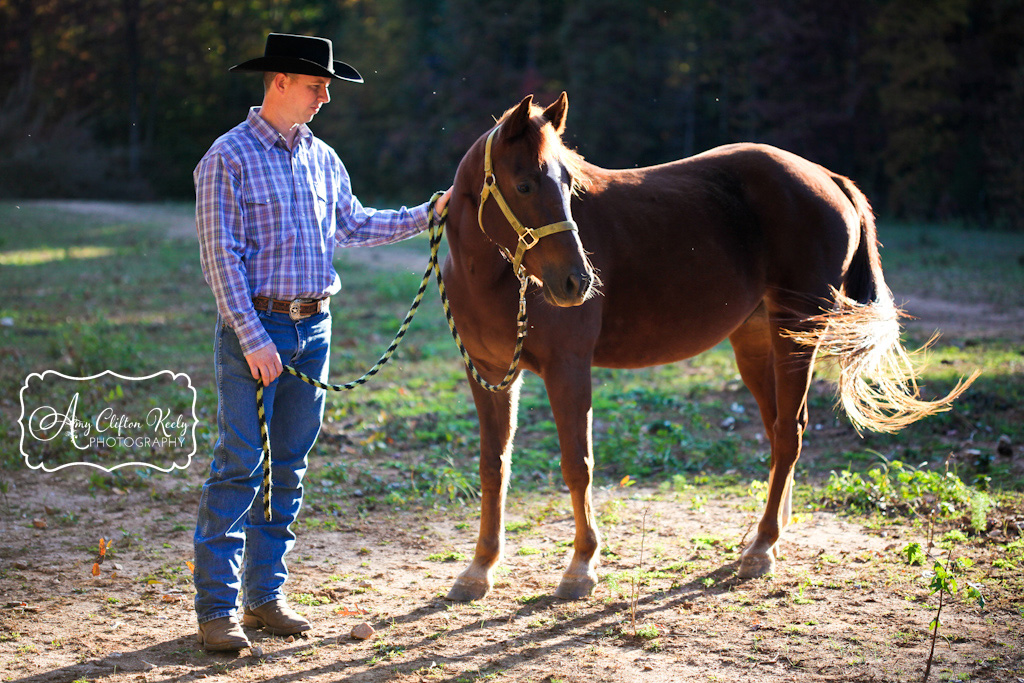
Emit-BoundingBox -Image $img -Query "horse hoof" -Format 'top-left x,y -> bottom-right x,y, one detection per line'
554,575 -> 597,600
446,577 -> 490,602
737,550 -> 776,579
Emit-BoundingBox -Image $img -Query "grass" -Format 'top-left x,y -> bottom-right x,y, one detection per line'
880,222 -> 1024,311
426,550 -> 467,563
0,202 -> 1021,514
821,454 -> 995,532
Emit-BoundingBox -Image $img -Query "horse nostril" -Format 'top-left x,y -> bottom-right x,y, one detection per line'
564,270 -> 592,300
566,273 -> 580,297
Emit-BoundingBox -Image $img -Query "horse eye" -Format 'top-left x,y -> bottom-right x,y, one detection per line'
516,182 -> 531,195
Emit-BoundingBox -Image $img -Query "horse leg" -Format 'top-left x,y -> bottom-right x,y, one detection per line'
728,303 -> 792,530
737,310 -> 816,579
729,303 -> 778,446
543,364 -> 600,600
447,374 -> 523,602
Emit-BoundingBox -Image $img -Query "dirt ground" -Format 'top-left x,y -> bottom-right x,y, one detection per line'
2,202 -> 1023,682
2,471 -> 1022,683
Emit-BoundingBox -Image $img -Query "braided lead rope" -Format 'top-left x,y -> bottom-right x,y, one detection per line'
256,193 -> 530,521
430,216 -> 529,392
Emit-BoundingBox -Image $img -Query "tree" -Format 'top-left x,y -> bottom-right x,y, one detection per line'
868,0 -> 971,219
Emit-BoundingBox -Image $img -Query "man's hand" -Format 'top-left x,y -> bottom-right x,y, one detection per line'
245,343 -> 283,386
434,186 -> 452,217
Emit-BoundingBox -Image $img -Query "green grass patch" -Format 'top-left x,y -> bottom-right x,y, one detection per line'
821,454 -> 996,533
426,550 -> 467,563
880,222 -> 1024,312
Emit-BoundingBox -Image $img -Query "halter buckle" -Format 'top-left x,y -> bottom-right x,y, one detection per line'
520,229 -> 540,250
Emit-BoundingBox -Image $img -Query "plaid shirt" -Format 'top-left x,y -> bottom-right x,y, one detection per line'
194,107 -> 430,355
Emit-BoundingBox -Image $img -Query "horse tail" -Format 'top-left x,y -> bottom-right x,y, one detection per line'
785,174 -> 978,434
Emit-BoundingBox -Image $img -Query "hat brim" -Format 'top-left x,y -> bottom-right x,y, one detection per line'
230,57 -> 363,83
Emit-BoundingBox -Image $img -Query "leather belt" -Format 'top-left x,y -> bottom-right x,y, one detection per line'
253,296 -> 330,321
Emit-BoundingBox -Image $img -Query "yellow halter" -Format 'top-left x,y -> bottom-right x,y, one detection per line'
478,125 -> 578,274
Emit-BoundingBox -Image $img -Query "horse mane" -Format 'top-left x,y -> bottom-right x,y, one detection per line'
496,101 -> 591,194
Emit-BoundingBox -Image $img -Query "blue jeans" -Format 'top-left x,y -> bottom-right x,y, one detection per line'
193,309 -> 331,624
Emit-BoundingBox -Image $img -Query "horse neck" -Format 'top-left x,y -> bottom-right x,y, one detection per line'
446,200 -> 513,285
445,154 -> 517,286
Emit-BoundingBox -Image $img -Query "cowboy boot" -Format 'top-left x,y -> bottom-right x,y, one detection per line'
197,616 -> 250,652
242,598 -> 311,636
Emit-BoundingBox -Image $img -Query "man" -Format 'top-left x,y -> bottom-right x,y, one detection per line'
192,33 -> 450,651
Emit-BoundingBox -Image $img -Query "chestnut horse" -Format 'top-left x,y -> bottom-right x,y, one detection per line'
440,92 -> 975,601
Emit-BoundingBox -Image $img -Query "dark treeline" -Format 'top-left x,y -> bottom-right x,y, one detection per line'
1,0 -> 1022,229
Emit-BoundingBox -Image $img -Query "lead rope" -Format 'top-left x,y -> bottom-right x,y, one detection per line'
256,192 -> 529,520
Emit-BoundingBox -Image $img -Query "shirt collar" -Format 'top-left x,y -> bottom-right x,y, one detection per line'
246,106 -> 313,151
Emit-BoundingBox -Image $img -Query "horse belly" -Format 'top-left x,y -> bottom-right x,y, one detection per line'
591,290 -> 760,369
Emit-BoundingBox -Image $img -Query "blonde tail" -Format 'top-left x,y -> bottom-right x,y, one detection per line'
786,288 -> 979,434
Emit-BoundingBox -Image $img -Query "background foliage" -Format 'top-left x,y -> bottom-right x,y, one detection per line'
1,0 -> 1022,229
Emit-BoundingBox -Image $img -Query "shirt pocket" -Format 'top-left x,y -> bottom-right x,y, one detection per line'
313,185 -> 328,227
242,186 -> 287,249
313,176 -> 337,235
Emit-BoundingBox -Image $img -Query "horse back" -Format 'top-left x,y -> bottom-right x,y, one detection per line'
571,143 -> 869,366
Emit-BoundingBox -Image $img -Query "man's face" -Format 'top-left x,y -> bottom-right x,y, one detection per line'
281,74 -> 332,125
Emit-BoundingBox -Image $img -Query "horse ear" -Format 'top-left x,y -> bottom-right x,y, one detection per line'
502,94 -> 534,140
542,92 -> 568,135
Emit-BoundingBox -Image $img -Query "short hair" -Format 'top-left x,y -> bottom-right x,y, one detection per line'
263,72 -> 295,92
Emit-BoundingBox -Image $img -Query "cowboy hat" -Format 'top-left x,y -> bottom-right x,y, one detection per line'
230,33 -> 363,83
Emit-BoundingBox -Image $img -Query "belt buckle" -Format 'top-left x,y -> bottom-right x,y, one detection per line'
288,300 -> 303,321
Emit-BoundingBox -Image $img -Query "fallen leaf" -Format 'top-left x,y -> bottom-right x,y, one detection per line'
32,518 -> 47,529
91,563 -> 101,577
185,561 -> 195,574
336,604 -> 369,616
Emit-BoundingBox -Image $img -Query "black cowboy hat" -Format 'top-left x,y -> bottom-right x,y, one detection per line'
230,33 -> 363,83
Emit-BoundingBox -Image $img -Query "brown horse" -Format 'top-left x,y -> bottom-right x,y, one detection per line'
440,92 -> 976,601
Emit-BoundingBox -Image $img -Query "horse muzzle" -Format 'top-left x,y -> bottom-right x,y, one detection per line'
541,262 -> 595,307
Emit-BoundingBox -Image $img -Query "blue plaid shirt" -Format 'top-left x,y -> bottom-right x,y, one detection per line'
195,107 -> 430,355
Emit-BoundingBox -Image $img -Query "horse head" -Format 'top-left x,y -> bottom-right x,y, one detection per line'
473,92 -> 596,307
